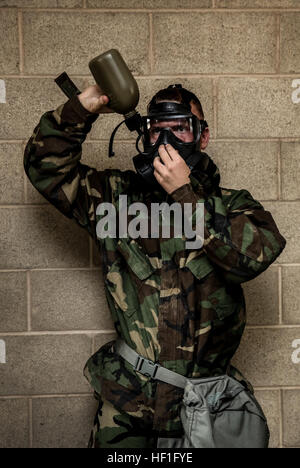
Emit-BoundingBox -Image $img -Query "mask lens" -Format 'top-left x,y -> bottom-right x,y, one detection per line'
146,117 -> 195,145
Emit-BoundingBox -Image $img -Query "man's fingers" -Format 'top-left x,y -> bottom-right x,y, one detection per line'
164,144 -> 181,160
153,156 -> 166,176
158,145 -> 174,166
153,169 -> 163,184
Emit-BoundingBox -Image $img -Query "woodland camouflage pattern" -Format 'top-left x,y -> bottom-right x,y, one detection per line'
24,94 -> 286,445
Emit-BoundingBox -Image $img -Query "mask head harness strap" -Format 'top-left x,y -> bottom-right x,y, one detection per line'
147,83 -> 208,133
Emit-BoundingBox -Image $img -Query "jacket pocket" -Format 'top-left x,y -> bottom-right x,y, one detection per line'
184,253 -> 215,281
116,237 -> 157,280
104,259 -> 135,317
184,254 -> 241,321
105,238 -> 158,317
184,253 -> 244,322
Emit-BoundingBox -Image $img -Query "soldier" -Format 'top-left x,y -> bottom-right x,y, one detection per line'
24,83 -> 286,448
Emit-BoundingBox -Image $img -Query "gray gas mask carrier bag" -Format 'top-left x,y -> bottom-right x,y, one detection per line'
157,374 -> 270,449
114,339 -> 270,449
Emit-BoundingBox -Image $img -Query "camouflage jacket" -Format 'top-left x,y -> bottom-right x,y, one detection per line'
24,95 -> 286,434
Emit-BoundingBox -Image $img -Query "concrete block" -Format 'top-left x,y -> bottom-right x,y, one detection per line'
0,143 -> 25,204
0,399 -> 29,448
23,12 -> 149,75
210,140 -> 278,200
218,78 -> 300,138
0,206 -> 90,269
0,334 -> 92,395
282,390 -> 300,447
0,271 -> 27,332
263,201 -> 300,264
282,266 -> 300,324
280,13 -> 300,73
281,141 -> 300,201
243,267 -> 279,326
153,13 -> 277,74
0,9 -> 19,74
32,395 -> 97,448
31,269 -> 113,331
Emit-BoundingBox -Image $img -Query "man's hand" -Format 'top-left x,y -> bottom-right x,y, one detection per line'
78,85 -> 114,114
153,144 -> 191,194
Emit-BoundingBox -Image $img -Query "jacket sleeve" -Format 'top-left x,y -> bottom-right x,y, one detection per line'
170,175 -> 286,284
24,94 -> 106,241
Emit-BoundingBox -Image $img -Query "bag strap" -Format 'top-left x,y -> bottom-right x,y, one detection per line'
114,338 -> 231,390
114,338 -> 187,389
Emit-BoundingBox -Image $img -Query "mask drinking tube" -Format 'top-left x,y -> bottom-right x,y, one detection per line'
109,110 -> 143,157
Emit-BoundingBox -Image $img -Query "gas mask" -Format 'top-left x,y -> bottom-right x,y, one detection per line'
132,101 -> 208,186
106,100 -> 208,186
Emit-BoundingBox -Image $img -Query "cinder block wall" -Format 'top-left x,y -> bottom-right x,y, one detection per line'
0,0 -> 299,448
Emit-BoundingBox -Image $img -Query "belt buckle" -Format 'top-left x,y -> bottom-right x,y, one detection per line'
134,355 -> 159,379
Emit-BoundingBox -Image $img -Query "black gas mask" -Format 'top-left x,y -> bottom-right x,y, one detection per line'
132,101 -> 208,186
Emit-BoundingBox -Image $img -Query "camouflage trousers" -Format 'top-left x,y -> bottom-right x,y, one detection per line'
88,392 -> 163,448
